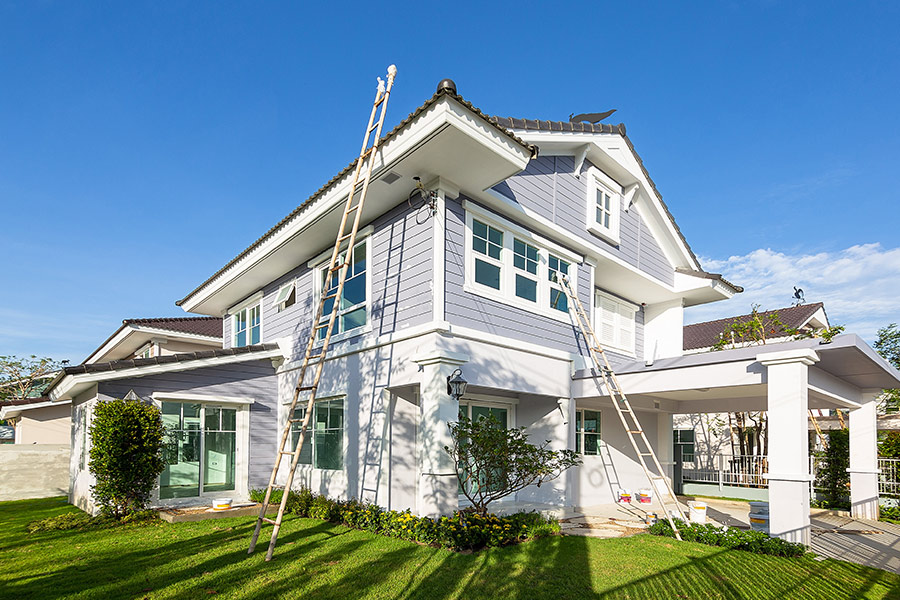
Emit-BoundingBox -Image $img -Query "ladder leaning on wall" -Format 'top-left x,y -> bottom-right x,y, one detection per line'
247,64 -> 398,561
558,275 -> 687,540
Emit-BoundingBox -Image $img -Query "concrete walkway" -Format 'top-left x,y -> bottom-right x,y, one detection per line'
551,497 -> 900,573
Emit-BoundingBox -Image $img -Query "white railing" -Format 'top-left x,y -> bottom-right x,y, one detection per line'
681,454 -> 768,488
880,458 -> 900,497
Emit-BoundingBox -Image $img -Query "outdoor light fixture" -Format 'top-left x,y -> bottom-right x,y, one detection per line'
447,368 -> 468,400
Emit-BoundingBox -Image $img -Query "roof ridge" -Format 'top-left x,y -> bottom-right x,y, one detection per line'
124,316 -> 221,324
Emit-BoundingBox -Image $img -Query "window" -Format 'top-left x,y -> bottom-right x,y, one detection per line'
674,429 -> 695,462
160,402 -> 237,499
548,255 -> 570,313
274,282 -> 296,312
472,220 -> 503,290
316,240 -> 368,341
137,345 -> 153,359
512,238 -> 538,302
575,409 -> 601,455
233,303 -> 261,347
313,399 -> 344,470
595,291 -> 636,355
587,171 -> 621,243
289,405 -> 313,466
458,402 -> 511,494
465,208 -> 580,321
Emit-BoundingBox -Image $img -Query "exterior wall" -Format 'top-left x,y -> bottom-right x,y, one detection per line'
572,406 -> 661,506
515,396 -> 569,506
494,156 -> 674,286
224,199 -> 433,358
15,404 -> 71,444
0,444 -> 70,501
444,195 -> 643,369
157,340 -> 221,356
70,387 -> 98,512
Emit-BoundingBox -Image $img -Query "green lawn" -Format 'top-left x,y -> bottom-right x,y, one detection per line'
2,497 -> 899,600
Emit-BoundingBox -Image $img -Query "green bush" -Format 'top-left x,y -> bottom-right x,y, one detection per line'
27,509 -> 158,534
879,431 -> 900,458
814,428 -> 850,509
89,398 -> 166,518
880,506 -> 900,524
648,519 -> 806,558
247,488 -> 559,551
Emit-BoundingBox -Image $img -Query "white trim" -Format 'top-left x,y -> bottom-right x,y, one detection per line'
49,348 -> 284,401
306,225 -> 375,268
150,392 -> 256,405
273,281 -> 297,311
227,291 -> 264,316
433,189 -> 447,322
0,398 -> 71,420
129,327 -> 222,344
83,325 -> 222,365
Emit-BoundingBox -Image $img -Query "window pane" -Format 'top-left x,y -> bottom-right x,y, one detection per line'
584,433 -> 600,455
474,259 -> 501,290
161,402 -> 181,429
315,431 -> 342,470
513,253 -> 526,271
473,220 -> 487,239
352,241 -> 366,276
342,273 -> 366,308
250,324 -> 260,345
487,226 -> 502,247
487,242 -> 501,260
515,274 -> 537,302
203,430 -> 235,493
550,289 -> 568,312
205,407 -> 221,431
576,433 -> 582,454
575,410 -> 582,432
473,237 -> 487,255
222,408 -> 236,432
160,430 -> 200,499
235,330 -> 247,347
342,307 -> 367,332
583,410 -> 599,434
326,401 -> 343,429
183,404 -> 201,430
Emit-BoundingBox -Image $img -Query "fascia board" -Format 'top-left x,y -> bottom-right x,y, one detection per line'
515,133 -> 699,271
0,399 -> 71,419
129,326 -> 222,343
179,97 -> 531,315
83,325 -> 137,365
86,326 -> 222,365
49,348 -> 284,402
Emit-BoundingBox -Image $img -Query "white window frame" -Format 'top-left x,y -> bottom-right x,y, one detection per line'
284,394 -> 347,472
229,292 -> 263,348
594,290 -> 637,356
586,167 -> 622,245
273,281 -> 297,313
463,204 -> 581,323
311,235 -> 373,345
575,408 -> 601,456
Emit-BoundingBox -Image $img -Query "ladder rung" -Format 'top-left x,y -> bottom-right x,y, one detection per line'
337,232 -> 354,243
627,430 -> 643,434
297,385 -> 317,392
640,452 -> 654,456
374,94 -> 387,107
288,418 -> 305,424
279,451 -> 295,456
262,517 -> 278,526
345,202 -> 361,213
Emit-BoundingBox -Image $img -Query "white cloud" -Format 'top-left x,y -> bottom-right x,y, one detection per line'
686,243 -> 900,343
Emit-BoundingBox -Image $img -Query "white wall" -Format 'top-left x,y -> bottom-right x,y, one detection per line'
643,299 -> 684,363
0,444 -> 70,501
15,404 -> 71,445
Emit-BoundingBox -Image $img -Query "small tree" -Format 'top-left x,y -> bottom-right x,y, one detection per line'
879,431 -> 900,458
445,415 -> 581,515
814,428 -> 850,509
89,398 -> 166,518
874,323 -> 900,414
0,355 -> 61,402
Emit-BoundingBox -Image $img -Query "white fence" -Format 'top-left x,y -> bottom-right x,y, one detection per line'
880,458 -> 900,497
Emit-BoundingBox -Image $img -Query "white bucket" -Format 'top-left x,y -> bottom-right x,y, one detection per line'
617,488 -> 632,503
688,501 -> 707,524
749,501 -> 770,515
638,489 -> 653,504
749,512 -> 770,534
212,498 -> 233,511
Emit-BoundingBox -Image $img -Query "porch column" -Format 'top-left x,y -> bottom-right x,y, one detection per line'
412,350 -> 468,518
759,348 -> 819,545
849,390 -> 880,520
657,412 -> 674,484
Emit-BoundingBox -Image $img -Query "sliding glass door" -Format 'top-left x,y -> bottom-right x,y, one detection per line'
159,402 -> 236,500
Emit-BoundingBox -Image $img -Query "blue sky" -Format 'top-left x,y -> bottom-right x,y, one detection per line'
1,2 -> 899,362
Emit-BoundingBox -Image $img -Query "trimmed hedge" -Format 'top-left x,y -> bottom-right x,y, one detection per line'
648,519 -> 806,557
249,488 -> 559,551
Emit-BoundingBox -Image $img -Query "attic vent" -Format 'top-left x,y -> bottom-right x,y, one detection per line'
381,171 -> 401,185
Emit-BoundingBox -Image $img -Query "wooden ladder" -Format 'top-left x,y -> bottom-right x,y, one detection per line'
558,275 -> 687,540
248,64 -> 398,561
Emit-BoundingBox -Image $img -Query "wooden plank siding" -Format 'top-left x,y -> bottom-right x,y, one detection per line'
444,195 -> 642,368
97,360 -> 278,490
223,199 -> 433,359
495,156 -> 674,286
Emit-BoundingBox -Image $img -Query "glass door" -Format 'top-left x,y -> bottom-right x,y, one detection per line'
159,402 -> 236,500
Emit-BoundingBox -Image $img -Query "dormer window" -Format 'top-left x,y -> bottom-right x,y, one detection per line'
586,168 -> 621,244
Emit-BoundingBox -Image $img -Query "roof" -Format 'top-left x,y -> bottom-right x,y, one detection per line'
122,317 -> 222,337
0,395 -> 52,408
675,268 -> 744,294
490,116 -> 702,270
176,86 -> 537,308
66,344 -> 279,376
683,302 -> 826,351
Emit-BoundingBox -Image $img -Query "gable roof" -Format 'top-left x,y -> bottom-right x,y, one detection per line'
67,343 -> 278,376
176,86 -> 536,309
683,302 -> 827,351
0,395 -> 52,408
490,116 -> 701,270
121,317 -> 222,338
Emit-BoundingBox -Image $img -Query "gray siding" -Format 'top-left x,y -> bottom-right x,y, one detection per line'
445,196 -> 642,367
225,199 -> 433,360
97,360 -> 278,490
494,156 -> 674,286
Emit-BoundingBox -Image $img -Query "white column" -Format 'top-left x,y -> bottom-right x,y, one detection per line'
657,412 -> 674,484
759,348 -> 819,546
849,390 -> 880,520
412,350 -> 467,518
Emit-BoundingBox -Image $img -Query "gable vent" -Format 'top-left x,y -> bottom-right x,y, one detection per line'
381,171 -> 401,185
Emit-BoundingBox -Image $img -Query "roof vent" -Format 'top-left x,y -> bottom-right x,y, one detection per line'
437,78 -> 457,95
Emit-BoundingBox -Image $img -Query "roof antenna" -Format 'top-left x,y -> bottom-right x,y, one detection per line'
792,286 -> 805,306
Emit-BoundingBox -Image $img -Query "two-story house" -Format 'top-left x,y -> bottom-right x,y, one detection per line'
46,79 -> 900,545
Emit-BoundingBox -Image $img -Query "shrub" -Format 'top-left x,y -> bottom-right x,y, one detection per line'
649,519 -> 806,558
89,398 -> 166,519
880,506 -> 900,524
814,428 -> 850,509
879,431 -> 900,458
248,487 -> 559,551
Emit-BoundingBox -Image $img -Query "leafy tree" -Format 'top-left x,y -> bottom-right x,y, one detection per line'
0,355 -> 61,402
89,398 -> 166,518
445,415 -> 581,515
814,428 -> 850,509
879,431 -> 900,458
874,324 -> 900,414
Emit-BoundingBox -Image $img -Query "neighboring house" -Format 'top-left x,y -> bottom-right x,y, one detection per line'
44,80 -> 900,545
676,303 -> 832,460
0,396 -> 71,444
0,425 -> 14,444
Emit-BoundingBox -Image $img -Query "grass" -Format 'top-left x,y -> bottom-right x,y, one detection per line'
2,497 -> 900,599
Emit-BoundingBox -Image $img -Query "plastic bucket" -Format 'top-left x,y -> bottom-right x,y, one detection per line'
617,489 -> 632,503
749,501 -> 770,515
212,498 -> 233,511
688,501 -> 707,524
638,489 -> 653,504
749,512 -> 770,534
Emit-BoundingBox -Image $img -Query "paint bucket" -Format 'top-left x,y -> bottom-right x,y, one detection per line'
212,498 -> 233,511
638,489 -> 653,504
645,513 -> 658,525
617,489 -> 632,503
749,501 -> 770,515
688,501 -> 707,524
749,502 -> 770,533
